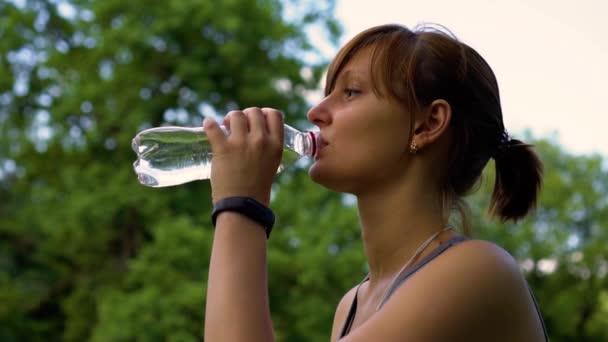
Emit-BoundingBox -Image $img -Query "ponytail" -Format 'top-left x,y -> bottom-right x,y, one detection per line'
489,139 -> 543,221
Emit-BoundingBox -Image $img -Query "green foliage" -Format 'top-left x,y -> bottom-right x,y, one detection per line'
1,1 -> 607,341
269,171 -> 364,341
468,134 -> 608,342
90,216 -> 212,342
0,0 -> 340,340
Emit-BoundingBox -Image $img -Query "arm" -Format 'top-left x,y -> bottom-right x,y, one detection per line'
203,108 -> 284,342
204,212 -> 274,342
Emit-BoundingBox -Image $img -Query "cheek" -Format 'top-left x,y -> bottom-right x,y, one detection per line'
346,141 -> 406,178
308,139 -> 406,192
348,125 -> 408,167
307,107 -> 410,191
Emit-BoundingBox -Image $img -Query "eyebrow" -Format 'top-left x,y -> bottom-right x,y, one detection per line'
327,66 -> 368,95
337,69 -> 367,84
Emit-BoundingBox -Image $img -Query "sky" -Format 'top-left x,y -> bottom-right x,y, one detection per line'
6,0 -> 606,157
311,0 -> 608,156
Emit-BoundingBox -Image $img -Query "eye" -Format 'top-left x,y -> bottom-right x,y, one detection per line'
344,88 -> 361,98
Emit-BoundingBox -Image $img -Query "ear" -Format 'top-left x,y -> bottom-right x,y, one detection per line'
412,99 -> 452,150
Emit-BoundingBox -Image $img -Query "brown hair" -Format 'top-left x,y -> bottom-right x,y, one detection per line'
325,24 -> 543,232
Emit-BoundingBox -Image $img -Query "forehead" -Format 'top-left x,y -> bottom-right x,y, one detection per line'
332,44 -> 391,100
325,40 -> 389,98
337,46 -> 374,80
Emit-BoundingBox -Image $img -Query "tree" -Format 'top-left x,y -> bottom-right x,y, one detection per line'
2,1 -> 606,340
468,134 -> 608,342
0,0 -> 339,340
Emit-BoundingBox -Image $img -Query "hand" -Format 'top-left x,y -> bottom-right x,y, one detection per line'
203,107 -> 284,206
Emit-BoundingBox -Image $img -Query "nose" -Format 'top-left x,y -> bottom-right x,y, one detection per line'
306,97 -> 332,128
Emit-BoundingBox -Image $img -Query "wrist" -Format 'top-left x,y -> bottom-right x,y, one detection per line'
214,212 -> 268,241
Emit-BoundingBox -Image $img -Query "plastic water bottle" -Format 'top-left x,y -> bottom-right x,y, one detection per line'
132,124 -> 318,187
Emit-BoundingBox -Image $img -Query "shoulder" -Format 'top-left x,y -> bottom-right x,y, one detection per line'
340,239 -> 536,341
444,240 -> 525,287
412,238 -> 539,338
442,238 -> 523,278
428,238 -> 530,310
389,238 -> 532,338
330,285 -> 358,342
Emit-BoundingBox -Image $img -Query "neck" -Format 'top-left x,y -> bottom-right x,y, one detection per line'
355,173 -> 450,289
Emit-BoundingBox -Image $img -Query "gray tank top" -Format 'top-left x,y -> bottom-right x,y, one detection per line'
338,236 -> 549,341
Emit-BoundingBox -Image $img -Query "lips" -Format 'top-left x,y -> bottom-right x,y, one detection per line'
314,134 -> 328,160
318,136 -> 329,149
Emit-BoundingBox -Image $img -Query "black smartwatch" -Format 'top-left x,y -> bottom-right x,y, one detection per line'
211,196 -> 275,238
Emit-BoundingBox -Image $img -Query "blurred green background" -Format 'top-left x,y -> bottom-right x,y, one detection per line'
0,0 -> 606,341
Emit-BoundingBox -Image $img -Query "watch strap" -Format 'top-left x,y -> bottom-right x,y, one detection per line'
211,196 -> 275,238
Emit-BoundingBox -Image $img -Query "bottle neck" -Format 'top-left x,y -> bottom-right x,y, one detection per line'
283,124 -> 317,157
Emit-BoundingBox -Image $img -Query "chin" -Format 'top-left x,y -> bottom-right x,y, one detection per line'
307,162 -> 325,185
308,162 -> 358,194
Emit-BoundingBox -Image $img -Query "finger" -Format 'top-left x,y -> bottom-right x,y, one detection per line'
224,110 -> 248,139
203,117 -> 227,150
262,108 -> 284,145
221,114 -> 231,132
243,107 -> 267,138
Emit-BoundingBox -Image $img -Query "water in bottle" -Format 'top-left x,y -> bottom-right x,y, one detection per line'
132,125 -> 318,187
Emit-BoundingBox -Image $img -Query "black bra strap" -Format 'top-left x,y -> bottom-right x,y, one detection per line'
339,275 -> 369,338
527,285 -> 550,341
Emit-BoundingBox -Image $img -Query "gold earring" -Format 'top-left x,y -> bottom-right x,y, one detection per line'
410,140 -> 418,154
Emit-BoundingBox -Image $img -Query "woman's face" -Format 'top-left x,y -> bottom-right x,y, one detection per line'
307,46 -> 414,194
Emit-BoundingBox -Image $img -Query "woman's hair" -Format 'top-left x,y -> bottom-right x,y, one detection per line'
325,24 -> 543,232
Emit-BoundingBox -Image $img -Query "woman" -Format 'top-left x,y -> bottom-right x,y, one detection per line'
203,24 -> 548,341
